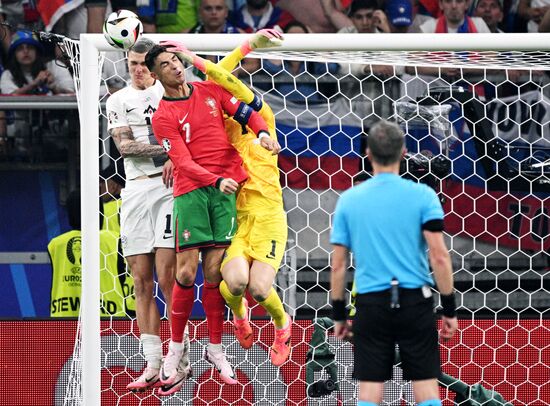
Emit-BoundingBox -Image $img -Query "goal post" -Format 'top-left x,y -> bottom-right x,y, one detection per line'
79,35 -> 101,406
71,32 -> 550,405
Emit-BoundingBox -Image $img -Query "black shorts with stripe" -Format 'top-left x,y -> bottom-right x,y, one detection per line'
352,287 -> 440,382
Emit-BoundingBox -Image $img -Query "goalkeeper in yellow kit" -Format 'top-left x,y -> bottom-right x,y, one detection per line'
161,30 -> 292,367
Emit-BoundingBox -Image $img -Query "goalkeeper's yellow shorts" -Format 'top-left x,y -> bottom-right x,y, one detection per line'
221,207 -> 287,271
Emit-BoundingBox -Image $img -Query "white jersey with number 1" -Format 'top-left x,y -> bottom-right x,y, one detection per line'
106,80 -> 165,180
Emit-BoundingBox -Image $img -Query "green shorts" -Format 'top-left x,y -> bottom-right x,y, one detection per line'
173,186 -> 236,252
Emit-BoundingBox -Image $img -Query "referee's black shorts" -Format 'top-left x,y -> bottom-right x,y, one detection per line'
352,287 -> 440,382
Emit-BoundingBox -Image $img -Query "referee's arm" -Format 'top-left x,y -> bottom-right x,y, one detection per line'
424,229 -> 458,340
423,230 -> 453,296
330,244 -> 350,339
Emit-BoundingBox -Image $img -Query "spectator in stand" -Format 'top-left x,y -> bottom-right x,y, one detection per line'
136,0 -> 199,32
48,190 -> 132,318
518,0 -> 550,32
1,0 -> 42,30
385,0 -> 414,32
331,0 -> 400,129
261,20 -> 339,102
402,0 -> 490,100
231,0 -> 293,32
279,0 -> 352,32
0,31 -> 74,95
321,0 -> 414,33
189,0 -> 242,33
419,0 -> 490,32
0,31 -> 74,157
473,0 -> 504,32
39,1 -> 87,40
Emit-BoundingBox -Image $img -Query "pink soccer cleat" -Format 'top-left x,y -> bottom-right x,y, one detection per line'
270,313 -> 292,367
233,298 -> 253,349
160,342 -> 184,385
157,364 -> 192,396
205,347 -> 238,385
126,366 -> 162,392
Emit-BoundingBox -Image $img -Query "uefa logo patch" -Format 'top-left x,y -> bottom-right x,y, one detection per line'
162,138 -> 171,152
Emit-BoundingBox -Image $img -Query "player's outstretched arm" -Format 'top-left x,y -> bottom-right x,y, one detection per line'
161,40 -> 256,105
218,28 -> 283,72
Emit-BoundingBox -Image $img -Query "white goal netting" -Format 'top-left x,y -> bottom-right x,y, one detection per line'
63,33 -> 550,405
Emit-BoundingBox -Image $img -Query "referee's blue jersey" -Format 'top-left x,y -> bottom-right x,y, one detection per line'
331,173 -> 444,294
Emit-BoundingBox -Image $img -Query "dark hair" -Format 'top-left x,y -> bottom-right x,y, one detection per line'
145,44 -> 168,72
367,120 -> 404,166
349,0 -> 379,16
7,44 -> 48,90
284,20 -> 309,33
130,38 -> 155,55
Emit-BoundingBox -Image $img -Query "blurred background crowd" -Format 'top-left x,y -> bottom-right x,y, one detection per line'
0,0 -> 549,162
0,0 -> 549,163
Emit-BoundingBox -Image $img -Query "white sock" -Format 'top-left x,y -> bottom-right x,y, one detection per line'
208,343 -> 222,354
169,340 -> 185,352
141,334 -> 162,369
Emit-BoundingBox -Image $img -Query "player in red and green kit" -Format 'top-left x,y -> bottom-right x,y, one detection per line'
146,44 -> 280,394
161,29 -> 293,367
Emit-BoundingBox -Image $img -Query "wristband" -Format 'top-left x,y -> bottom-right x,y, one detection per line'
258,130 -> 270,139
215,177 -> 224,189
440,293 -> 456,318
332,299 -> 347,322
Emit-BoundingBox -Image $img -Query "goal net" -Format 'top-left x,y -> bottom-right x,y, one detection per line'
63,33 -> 550,405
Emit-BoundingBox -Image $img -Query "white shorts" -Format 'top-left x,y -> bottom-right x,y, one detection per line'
120,177 -> 174,257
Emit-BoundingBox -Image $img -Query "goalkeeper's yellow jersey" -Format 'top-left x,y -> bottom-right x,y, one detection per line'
224,103 -> 283,212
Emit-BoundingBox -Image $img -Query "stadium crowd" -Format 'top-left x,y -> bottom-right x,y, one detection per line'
0,0 -> 548,160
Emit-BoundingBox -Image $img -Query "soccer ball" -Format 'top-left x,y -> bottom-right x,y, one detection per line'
103,10 -> 143,50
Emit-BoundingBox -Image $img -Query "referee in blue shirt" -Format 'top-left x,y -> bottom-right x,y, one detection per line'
330,120 -> 458,406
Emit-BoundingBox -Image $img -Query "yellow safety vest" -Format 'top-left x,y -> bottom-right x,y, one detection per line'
102,199 -> 121,235
48,229 -> 132,317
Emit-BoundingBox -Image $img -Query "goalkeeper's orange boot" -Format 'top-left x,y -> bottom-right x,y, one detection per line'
126,366 -> 162,392
233,298 -> 253,349
270,313 -> 292,367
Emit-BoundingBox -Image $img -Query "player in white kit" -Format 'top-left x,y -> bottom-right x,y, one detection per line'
106,38 -> 190,393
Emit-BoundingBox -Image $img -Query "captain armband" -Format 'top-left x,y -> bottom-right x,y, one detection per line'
250,94 -> 263,111
233,102 -> 253,126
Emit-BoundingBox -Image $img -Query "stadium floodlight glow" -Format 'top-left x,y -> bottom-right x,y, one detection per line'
64,32 -> 550,405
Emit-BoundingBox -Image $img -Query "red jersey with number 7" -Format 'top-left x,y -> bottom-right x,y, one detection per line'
152,81 -> 268,197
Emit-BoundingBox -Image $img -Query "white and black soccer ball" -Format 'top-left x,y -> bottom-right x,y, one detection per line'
103,10 -> 143,50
